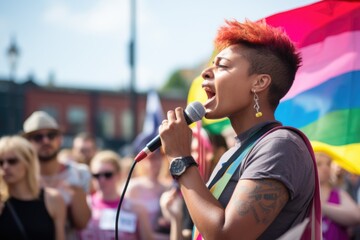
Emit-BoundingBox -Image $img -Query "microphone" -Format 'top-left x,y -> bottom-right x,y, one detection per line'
134,101 -> 206,162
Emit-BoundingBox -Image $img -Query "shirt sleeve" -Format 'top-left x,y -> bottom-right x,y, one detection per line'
239,129 -> 313,200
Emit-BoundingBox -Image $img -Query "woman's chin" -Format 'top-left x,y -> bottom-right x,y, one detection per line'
204,109 -> 220,120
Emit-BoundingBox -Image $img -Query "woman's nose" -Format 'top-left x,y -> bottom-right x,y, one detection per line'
201,67 -> 213,80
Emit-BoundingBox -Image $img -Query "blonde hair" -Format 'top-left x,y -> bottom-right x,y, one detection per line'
0,135 -> 40,199
90,150 -> 121,173
0,175 -> 8,201
90,150 -> 123,189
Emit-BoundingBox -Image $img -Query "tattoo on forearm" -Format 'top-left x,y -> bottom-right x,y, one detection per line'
235,180 -> 288,224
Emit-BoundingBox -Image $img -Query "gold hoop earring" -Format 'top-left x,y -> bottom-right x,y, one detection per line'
253,90 -> 263,118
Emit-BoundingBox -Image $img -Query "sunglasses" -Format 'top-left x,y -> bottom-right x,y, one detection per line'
29,131 -> 59,143
92,171 -> 114,180
0,158 -> 19,167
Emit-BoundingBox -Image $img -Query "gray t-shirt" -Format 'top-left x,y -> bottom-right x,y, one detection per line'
208,123 -> 315,239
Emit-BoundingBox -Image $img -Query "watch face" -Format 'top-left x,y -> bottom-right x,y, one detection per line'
170,159 -> 186,175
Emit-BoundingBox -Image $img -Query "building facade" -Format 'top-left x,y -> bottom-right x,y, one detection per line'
0,79 -> 187,153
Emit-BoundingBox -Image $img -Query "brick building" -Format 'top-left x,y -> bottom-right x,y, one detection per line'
0,78 -> 187,152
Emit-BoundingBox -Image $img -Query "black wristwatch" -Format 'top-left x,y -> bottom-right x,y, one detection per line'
169,156 -> 198,179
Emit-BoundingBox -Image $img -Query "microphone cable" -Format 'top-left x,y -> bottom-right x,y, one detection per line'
115,159 -> 138,240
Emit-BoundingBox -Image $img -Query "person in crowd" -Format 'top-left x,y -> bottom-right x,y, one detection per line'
191,123 -> 214,183
158,19 -> 319,239
80,150 -> 154,240
72,132 -> 98,165
345,172 -> 360,205
58,148 -> 77,164
221,125 -> 237,148
57,147 -> 97,194
330,160 -> 349,190
345,172 -> 360,240
180,124 -> 214,240
315,151 -> 360,239
0,135 -> 66,240
208,133 -> 229,176
160,187 -> 183,240
126,149 -> 171,240
119,155 -> 139,182
0,169 -> 6,214
22,110 -> 91,240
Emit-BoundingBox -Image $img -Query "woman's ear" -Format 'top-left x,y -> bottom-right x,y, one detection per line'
253,74 -> 271,92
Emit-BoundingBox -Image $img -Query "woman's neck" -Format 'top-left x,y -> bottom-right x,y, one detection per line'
230,115 -> 275,136
320,181 -> 333,200
99,190 -> 119,201
9,181 -> 35,200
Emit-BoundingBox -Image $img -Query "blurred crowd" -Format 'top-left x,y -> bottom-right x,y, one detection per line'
1,110 -> 360,240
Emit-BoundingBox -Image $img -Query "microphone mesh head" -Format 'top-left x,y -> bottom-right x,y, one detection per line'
185,101 -> 206,122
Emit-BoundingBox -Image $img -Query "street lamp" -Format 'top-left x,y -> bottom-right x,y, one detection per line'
7,37 -> 20,81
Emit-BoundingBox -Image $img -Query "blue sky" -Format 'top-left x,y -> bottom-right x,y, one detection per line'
0,0 -> 317,92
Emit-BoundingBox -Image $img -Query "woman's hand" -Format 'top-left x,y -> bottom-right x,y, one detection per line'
159,108 -> 193,159
160,187 -> 183,221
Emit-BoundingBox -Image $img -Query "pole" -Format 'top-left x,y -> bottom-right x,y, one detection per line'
129,0 -> 138,141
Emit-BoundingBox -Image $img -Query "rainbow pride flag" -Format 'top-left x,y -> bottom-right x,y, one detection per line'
188,0 -> 360,174
267,0 -> 360,174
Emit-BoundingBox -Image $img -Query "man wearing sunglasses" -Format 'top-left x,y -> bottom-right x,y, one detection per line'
22,111 -> 91,240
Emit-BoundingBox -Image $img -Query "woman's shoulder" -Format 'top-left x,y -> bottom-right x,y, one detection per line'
44,187 -> 66,214
264,127 -> 305,141
127,177 -> 152,191
44,187 -> 62,198
125,200 -> 147,213
259,127 -> 310,155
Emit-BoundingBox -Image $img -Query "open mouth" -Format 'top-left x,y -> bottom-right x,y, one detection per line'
203,86 -> 215,100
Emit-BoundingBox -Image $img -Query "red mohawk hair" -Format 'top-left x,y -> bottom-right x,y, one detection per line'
214,19 -> 302,107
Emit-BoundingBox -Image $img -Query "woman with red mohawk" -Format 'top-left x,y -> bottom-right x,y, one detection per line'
159,19 -> 321,240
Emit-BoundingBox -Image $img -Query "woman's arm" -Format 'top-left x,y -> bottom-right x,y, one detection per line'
160,188 -> 184,240
45,188 -> 66,240
49,175 -> 91,229
131,202 -> 155,240
179,168 -> 288,240
68,185 -> 91,229
322,189 -> 360,226
159,108 -> 289,240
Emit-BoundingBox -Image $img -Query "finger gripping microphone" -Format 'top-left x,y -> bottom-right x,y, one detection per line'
134,101 -> 206,162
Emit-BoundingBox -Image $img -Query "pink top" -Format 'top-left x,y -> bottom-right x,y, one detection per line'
322,189 -> 349,240
80,193 -> 140,240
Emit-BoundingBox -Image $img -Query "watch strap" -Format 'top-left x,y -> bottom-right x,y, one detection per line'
178,156 -> 198,167
170,156 -> 198,179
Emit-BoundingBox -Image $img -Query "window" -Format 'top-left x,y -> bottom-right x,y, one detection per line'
67,106 -> 86,134
41,106 -> 59,120
99,110 -> 115,138
121,109 -> 132,140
